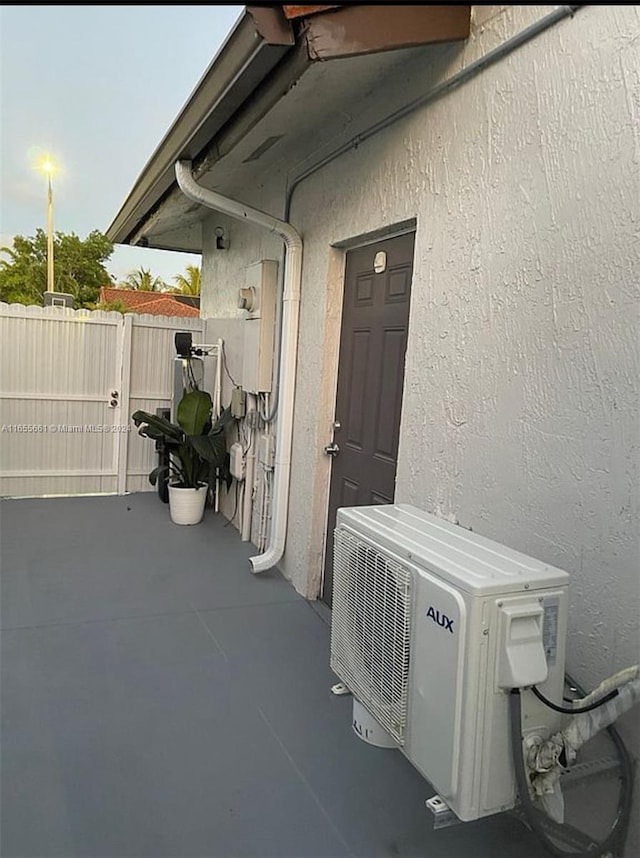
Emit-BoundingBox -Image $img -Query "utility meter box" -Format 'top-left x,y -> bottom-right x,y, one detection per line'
240,260 -> 277,393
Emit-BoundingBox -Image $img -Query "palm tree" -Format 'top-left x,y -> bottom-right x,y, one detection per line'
121,267 -> 165,291
172,264 -> 201,296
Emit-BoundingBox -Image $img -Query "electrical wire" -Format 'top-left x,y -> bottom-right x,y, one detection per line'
258,391 -> 278,424
221,340 -> 238,387
243,426 -> 254,456
531,684 -> 619,715
238,419 -> 248,450
181,357 -> 198,392
509,682 -> 633,858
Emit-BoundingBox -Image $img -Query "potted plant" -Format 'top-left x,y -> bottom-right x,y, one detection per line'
132,388 -> 233,525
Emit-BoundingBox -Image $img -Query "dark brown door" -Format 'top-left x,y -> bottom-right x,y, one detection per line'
322,232 -> 415,606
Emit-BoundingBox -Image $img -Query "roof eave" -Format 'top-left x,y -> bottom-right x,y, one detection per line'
107,8 -> 294,246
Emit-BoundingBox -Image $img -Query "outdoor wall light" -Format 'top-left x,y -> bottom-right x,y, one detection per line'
214,226 -> 228,250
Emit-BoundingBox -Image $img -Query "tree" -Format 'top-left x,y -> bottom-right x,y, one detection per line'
121,267 -> 166,292
0,229 -> 113,309
172,264 -> 201,296
96,298 -> 129,314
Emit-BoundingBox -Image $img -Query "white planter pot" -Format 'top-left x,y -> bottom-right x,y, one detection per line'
168,484 -> 208,525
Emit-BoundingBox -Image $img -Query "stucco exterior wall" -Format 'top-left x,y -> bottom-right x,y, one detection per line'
199,5 -> 639,846
201,211 -> 284,320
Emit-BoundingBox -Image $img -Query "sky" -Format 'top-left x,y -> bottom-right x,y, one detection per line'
0,4 -> 244,286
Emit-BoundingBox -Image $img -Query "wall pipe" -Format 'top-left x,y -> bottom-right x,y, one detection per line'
283,5 -> 583,221
175,160 -> 302,574
215,337 -> 223,513
241,393 -> 256,542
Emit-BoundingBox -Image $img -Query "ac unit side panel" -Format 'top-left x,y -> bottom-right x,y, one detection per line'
456,596 -> 493,822
404,571 -> 468,802
478,589 -> 569,817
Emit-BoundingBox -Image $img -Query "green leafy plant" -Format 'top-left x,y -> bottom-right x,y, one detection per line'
132,389 -> 233,493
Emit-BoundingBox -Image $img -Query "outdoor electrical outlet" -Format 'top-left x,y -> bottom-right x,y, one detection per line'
231,387 -> 246,419
229,442 -> 245,481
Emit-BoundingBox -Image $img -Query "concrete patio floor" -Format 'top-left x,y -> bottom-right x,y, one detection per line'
0,492 -> 550,858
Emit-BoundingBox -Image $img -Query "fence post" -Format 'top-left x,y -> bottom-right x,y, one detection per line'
114,313 -> 133,495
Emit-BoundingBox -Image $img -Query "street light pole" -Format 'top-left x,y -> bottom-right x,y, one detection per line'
39,157 -> 56,293
46,170 -> 55,292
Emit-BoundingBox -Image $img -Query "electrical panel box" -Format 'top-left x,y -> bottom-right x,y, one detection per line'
241,260 -> 277,394
229,442 -> 245,481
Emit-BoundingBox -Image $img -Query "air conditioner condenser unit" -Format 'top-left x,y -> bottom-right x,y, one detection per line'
329,504 -> 570,824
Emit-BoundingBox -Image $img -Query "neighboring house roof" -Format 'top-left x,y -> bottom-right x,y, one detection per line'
99,287 -> 200,317
106,5 -> 470,252
130,296 -> 199,317
174,295 -> 200,309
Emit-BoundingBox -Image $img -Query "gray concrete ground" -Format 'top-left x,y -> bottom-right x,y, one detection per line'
0,493 -> 549,858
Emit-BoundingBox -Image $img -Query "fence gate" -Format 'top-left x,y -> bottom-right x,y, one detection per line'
0,303 -> 204,498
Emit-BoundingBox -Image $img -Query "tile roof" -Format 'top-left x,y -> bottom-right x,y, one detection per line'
99,287 -> 200,317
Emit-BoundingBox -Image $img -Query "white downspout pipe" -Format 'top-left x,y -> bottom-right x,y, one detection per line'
175,161 -> 303,574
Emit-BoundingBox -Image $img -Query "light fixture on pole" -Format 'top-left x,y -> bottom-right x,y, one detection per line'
38,155 -> 72,308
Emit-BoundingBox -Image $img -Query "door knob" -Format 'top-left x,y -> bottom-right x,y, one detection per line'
324,442 -> 340,457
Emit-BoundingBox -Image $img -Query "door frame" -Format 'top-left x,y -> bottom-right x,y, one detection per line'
316,221 -> 417,605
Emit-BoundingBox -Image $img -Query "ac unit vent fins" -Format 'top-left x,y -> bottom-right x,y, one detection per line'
330,526 -> 413,744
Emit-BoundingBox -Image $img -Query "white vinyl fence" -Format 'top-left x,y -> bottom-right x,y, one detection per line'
0,303 -> 204,497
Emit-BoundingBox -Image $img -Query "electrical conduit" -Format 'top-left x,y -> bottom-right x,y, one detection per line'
283,6 -> 584,220
175,161 -> 302,573
241,393 -> 256,543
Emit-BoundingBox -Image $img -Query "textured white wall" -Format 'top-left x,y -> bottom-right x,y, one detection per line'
199,7 -> 639,845
201,211 -> 284,320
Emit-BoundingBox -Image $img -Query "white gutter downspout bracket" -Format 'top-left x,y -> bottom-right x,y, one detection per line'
175,160 -> 302,574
